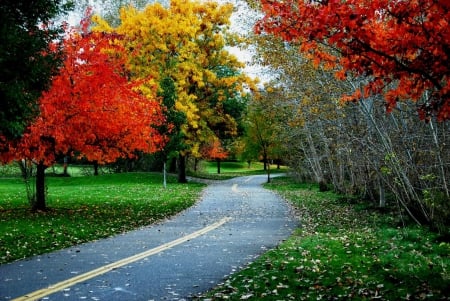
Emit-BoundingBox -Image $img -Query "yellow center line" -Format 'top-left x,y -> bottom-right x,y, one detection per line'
244,176 -> 254,183
13,217 -> 232,301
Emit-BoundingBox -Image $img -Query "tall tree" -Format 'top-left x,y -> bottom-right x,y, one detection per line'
0,0 -> 73,140
255,0 -> 450,121
93,0 -> 256,182
3,20 -> 165,211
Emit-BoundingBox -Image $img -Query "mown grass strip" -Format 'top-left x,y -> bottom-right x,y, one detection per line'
200,177 -> 449,300
190,161 -> 288,180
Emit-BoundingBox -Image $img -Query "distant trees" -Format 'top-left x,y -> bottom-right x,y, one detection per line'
241,85 -> 290,181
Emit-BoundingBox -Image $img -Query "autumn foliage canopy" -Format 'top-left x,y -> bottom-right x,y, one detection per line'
3,20 -> 165,165
256,0 -> 450,121
201,139 -> 228,161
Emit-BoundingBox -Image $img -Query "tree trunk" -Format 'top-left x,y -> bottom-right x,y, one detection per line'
93,161 -> 99,176
177,154 -> 187,183
34,162 -> 47,211
194,158 -> 199,172
18,159 -> 32,179
217,159 -> 221,174
169,157 -> 177,173
63,156 -> 69,176
379,180 -> 386,208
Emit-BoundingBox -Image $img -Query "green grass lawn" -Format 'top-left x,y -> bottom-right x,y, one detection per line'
200,177 -> 450,300
0,171 -> 205,264
190,160 -> 288,180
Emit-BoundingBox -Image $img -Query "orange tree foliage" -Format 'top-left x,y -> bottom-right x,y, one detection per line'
201,139 -> 228,161
3,23 -> 165,166
255,0 -> 450,121
201,139 -> 228,174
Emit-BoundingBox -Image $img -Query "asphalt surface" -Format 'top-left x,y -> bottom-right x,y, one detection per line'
0,174 -> 298,301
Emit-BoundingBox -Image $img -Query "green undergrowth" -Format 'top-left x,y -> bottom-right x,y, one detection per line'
0,172 -> 205,264
200,177 -> 449,300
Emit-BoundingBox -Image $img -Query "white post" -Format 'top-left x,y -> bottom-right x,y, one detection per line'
163,161 -> 167,189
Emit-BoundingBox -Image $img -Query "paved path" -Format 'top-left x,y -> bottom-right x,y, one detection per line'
0,175 -> 298,301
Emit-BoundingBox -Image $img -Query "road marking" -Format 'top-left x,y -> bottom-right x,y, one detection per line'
244,176 -> 254,183
13,217 -> 232,301
231,183 -> 239,192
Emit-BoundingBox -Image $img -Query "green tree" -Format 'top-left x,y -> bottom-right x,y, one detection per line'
157,76 -> 186,187
244,85 -> 287,182
0,0 -> 73,140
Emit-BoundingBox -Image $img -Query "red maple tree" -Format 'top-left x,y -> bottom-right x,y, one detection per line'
3,19 -> 165,210
256,0 -> 450,121
201,139 -> 228,174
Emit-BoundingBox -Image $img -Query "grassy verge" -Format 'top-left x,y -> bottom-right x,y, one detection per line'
0,172 -> 205,264
190,161 -> 288,180
200,177 -> 449,300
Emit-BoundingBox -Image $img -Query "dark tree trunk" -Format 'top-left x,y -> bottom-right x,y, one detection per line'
34,162 -> 47,211
177,154 -> 187,183
93,161 -> 99,176
217,159 -> 221,174
194,158 -> 199,172
169,157 -> 177,173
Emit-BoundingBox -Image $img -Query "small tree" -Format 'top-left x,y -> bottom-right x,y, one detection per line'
244,86 -> 287,182
201,139 -> 229,174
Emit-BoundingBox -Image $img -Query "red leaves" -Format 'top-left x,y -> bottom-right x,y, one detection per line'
257,0 -> 450,121
9,24 -> 165,165
201,139 -> 228,160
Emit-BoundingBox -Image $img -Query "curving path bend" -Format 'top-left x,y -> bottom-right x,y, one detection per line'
0,175 -> 298,301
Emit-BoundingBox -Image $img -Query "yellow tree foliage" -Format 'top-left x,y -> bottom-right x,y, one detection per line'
93,0 -> 256,156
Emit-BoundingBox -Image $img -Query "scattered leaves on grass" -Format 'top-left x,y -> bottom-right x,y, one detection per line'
197,177 -> 449,300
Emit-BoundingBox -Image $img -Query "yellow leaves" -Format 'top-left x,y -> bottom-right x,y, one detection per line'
90,0 -> 250,153
136,79 -> 158,99
91,15 -> 113,33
